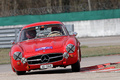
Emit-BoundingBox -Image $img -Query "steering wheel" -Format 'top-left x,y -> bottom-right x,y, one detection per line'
47,31 -> 62,37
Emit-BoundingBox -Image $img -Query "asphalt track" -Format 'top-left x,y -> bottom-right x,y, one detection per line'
78,36 -> 120,47
0,36 -> 120,80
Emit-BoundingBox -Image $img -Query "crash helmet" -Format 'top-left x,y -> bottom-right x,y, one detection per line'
26,28 -> 36,39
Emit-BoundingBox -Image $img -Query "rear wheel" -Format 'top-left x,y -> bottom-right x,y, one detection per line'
16,71 -> 26,75
71,60 -> 80,72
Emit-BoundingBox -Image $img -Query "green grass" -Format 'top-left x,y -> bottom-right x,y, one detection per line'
0,45 -> 120,64
81,45 -> 120,58
0,48 -> 10,64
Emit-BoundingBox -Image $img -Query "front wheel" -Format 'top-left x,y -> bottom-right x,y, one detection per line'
16,71 -> 26,75
71,60 -> 80,72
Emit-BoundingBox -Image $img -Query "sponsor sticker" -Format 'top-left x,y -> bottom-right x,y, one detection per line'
35,46 -> 53,51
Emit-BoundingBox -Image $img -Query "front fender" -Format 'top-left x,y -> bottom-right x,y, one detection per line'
10,44 -> 24,70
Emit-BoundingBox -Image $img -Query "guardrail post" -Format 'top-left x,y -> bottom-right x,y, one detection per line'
15,28 -> 20,43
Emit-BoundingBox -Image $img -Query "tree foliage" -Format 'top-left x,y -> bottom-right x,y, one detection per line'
0,0 -> 119,17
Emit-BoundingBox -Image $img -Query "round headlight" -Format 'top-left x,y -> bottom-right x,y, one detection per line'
66,44 -> 75,53
21,58 -> 27,64
63,52 -> 69,59
13,52 -> 22,60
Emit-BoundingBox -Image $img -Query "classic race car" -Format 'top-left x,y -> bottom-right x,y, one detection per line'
9,21 -> 81,75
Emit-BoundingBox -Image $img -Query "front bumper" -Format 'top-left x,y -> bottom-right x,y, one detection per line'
11,52 -> 79,71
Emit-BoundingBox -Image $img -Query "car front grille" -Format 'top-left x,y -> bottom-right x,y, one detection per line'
27,53 -> 63,65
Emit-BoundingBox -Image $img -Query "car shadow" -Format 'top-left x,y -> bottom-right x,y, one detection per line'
23,61 -> 120,75
25,68 -> 73,75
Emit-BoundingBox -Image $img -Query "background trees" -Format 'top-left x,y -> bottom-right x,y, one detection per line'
0,0 -> 119,17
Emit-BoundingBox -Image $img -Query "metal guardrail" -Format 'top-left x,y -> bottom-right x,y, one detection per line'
0,25 -> 74,48
0,28 -> 21,48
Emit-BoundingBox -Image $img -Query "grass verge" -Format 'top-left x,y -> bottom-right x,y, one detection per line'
0,48 -> 10,64
0,45 -> 120,64
81,45 -> 120,57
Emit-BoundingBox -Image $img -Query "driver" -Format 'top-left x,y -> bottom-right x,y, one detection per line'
51,27 -> 61,32
47,26 -> 62,37
26,28 -> 36,39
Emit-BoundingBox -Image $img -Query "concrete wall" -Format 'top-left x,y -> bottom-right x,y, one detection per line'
0,18 -> 120,38
0,9 -> 120,38
64,18 -> 120,37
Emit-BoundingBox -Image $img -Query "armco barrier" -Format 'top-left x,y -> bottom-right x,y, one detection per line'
0,27 -> 21,48
0,25 -> 74,48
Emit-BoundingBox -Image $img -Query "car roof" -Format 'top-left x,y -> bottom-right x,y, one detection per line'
22,21 -> 63,30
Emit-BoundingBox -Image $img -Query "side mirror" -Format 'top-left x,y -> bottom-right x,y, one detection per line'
11,40 -> 15,45
70,32 -> 77,36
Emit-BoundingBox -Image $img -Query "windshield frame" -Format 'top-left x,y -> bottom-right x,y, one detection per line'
19,24 -> 69,42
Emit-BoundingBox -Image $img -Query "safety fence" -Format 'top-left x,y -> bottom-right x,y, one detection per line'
0,25 -> 74,48
1,9 -> 120,26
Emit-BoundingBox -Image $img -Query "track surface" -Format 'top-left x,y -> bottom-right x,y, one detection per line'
1,55 -> 120,80
1,36 -> 120,80
78,36 -> 120,47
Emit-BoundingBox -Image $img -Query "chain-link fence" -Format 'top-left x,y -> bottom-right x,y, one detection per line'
0,0 -> 120,17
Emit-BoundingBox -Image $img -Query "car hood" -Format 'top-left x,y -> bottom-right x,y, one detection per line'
19,36 -> 68,53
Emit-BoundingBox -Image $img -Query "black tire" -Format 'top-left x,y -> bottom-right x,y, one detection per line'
71,60 -> 80,72
16,71 -> 26,75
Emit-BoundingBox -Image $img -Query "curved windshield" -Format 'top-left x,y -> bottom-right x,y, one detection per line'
20,24 -> 67,41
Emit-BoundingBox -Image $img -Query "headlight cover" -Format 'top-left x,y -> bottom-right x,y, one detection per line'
21,57 -> 27,64
66,44 -> 75,53
63,52 -> 69,59
13,52 -> 22,60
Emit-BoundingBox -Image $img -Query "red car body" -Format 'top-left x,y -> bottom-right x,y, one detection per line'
9,21 -> 81,75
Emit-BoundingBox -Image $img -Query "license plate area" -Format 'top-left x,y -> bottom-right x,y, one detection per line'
40,64 -> 53,69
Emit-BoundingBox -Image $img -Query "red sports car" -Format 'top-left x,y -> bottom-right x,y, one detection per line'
9,21 -> 81,75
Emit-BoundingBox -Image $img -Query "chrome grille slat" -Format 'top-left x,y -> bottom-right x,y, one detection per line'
49,55 -> 63,59
27,53 -> 63,65
27,59 -> 41,62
